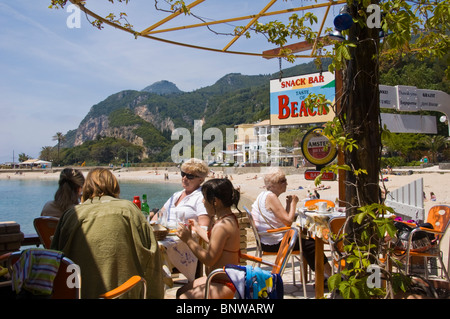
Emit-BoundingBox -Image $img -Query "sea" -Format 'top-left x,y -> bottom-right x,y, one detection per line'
0,179 -> 182,235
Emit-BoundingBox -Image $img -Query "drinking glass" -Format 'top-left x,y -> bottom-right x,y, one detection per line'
176,210 -> 186,226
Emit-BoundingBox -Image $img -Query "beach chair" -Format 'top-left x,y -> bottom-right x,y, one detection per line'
0,248 -> 146,299
243,206 -> 308,297
394,205 -> 450,281
204,227 -> 298,299
33,216 -> 59,248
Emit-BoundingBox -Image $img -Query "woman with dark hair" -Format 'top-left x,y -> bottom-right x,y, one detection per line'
51,168 -> 164,299
41,168 -> 85,218
176,178 -> 241,299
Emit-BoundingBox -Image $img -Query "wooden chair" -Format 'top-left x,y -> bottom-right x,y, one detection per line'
205,227 -> 299,299
33,216 -> 59,248
0,249 -> 146,299
395,205 -> 450,281
243,206 -> 308,297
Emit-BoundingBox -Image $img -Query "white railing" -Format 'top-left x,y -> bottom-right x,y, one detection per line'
385,178 -> 425,222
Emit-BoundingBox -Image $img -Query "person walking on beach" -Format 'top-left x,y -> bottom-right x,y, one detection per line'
51,168 -> 164,299
41,168 -> 85,218
176,178 -> 241,299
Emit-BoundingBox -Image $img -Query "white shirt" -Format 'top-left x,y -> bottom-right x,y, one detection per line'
251,191 -> 285,245
162,187 -> 207,226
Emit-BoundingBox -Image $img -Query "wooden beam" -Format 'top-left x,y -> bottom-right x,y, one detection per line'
222,0 -> 278,52
262,39 -> 319,59
140,0 -> 205,36
145,0 -> 346,35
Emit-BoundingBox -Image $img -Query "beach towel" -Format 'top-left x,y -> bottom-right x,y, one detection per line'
12,248 -> 63,296
224,264 -> 283,299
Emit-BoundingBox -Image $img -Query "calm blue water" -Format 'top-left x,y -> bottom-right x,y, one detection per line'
0,179 -> 181,234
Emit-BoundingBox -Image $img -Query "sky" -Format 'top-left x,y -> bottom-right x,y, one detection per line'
0,0 -> 336,163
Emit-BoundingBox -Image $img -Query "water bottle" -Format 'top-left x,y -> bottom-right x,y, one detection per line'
141,194 -> 150,216
133,196 -> 141,209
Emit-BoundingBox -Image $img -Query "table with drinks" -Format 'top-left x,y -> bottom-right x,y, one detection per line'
296,201 -> 345,298
133,194 -> 199,284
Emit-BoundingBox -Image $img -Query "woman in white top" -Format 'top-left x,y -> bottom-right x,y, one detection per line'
158,158 -> 210,228
251,168 -> 332,277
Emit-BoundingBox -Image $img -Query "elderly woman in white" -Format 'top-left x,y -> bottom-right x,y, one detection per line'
251,168 -> 332,278
158,158 -> 210,229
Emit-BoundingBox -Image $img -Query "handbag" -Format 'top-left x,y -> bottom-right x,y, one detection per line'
394,221 -> 434,253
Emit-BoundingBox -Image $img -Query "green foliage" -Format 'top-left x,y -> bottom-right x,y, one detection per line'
60,137 -> 143,166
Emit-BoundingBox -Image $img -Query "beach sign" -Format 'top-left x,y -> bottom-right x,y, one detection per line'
301,126 -> 337,167
269,71 -> 336,126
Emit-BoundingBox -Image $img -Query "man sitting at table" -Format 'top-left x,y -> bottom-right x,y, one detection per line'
251,168 -> 332,280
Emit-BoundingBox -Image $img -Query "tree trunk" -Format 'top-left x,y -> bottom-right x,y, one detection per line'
340,2 -> 382,217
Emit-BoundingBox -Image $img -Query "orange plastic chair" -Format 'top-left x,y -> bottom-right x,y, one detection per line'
0,249 -> 146,299
327,216 -> 347,274
204,227 -> 298,299
33,216 -> 59,248
395,205 -> 450,281
99,276 -> 146,299
242,206 -> 308,297
1,249 -> 81,299
304,199 -> 335,209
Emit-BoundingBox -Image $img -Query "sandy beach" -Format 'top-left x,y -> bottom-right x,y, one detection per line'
2,166 -> 449,215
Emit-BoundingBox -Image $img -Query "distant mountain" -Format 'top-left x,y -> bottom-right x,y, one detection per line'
60,59 -> 331,162
141,80 -> 183,95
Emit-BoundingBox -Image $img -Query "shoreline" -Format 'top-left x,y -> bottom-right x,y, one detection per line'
1,166 -> 449,214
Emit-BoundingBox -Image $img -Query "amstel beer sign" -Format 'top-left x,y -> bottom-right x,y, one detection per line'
301,126 -> 337,167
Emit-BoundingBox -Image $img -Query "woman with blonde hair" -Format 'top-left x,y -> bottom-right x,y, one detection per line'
156,158 -> 210,227
41,168 -> 85,218
51,168 -> 164,299
251,168 -> 332,278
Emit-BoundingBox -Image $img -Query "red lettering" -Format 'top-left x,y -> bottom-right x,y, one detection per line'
318,105 -> 328,115
319,75 -> 324,83
299,101 -> 308,117
278,95 -> 290,119
291,102 -> 298,117
308,107 -> 317,116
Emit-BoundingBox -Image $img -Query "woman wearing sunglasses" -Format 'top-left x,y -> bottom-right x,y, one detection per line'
157,158 -> 210,228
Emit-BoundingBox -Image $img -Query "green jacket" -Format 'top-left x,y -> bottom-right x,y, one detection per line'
51,196 -> 164,299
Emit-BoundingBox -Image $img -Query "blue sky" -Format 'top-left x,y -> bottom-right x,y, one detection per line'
0,0 -> 335,163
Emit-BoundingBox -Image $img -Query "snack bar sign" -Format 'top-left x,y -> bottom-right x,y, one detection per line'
270,72 -> 336,125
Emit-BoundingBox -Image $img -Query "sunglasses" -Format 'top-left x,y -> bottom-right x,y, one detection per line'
181,171 -> 199,180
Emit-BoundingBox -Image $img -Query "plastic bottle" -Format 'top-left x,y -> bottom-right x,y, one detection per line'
133,196 -> 141,209
141,194 -> 150,215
